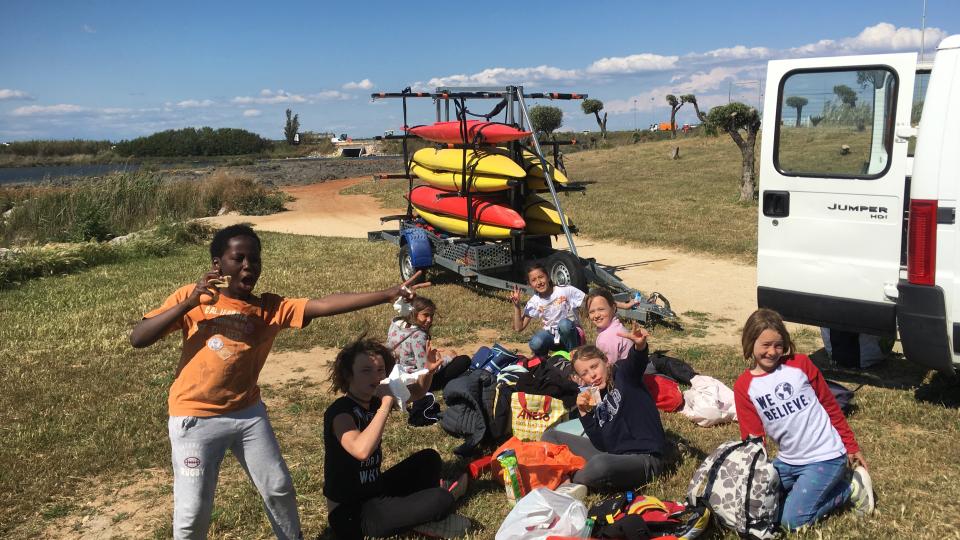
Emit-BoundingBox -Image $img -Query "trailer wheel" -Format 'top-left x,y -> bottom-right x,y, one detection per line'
398,244 -> 427,284
547,252 -> 588,292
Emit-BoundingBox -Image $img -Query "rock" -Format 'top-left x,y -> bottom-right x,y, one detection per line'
217,206 -> 229,216
840,144 -> 851,155
670,146 -> 681,160
2,208 -> 13,219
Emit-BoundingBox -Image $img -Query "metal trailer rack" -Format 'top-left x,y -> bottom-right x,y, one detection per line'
367,85 -> 678,326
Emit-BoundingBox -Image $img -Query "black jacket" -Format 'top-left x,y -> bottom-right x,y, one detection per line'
440,369 -> 496,456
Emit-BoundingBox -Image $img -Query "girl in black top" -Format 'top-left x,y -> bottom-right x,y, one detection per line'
323,337 -> 465,539
541,323 -> 667,491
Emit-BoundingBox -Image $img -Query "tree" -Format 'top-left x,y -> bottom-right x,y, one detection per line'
284,108 -> 300,145
705,102 -> 761,202
666,94 -> 685,138
785,96 -> 809,127
682,94 -> 706,123
529,105 -> 563,136
833,85 -> 857,107
581,99 -> 608,139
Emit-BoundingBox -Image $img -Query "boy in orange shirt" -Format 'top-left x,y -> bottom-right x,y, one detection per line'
130,224 -> 426,540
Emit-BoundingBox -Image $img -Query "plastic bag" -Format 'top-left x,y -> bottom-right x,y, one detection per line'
679,375 -> 737,427
490,437 -> 586,491
495,488 -> 589,540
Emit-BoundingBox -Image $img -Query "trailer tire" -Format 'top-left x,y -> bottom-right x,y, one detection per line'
398,244 -> 427,285
546,252 -> 588,292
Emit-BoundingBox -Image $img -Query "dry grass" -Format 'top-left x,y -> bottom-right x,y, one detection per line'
345,136 -> 759,262
2,231 -> 958,539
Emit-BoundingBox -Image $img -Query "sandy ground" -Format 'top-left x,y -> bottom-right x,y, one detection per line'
207,177 -> 762,386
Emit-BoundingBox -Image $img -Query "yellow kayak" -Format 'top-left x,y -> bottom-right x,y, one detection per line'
412,148 -> 526,178
410,163 -> 512,193
523,195 -> 573,235
413,206 -> 515,239
520,150 -> 570,183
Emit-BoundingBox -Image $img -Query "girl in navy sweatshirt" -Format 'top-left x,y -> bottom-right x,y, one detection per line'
734,309 -> 875,530
541,323 -> 666,491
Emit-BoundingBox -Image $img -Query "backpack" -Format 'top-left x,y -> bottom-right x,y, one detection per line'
686,438 -> 780,539
588,493 -> 710,540
826,379 -> 861,416
472,344 -> 521,375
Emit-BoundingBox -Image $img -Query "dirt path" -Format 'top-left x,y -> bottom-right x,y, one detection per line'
208,177 -> 758,346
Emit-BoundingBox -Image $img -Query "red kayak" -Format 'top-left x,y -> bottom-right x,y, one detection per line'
406,121 -> 532,144
409,185 -> 525,229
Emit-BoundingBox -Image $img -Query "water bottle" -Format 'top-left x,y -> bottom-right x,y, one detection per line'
632,291 -> 643,307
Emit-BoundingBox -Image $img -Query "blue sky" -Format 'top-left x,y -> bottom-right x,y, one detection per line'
0,0 -> 956,141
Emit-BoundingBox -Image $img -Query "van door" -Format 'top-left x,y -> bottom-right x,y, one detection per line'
757,53 -> 917,335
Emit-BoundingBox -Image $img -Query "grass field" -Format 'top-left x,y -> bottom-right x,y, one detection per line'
346,136 -> 759,261
2,230 -> 959,539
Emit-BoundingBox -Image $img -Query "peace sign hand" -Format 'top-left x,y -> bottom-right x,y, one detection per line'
392,271 -> 431,301
510,285 -> 523,307
616,321 -> 650,351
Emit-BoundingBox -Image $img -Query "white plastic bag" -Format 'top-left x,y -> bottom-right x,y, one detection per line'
380,363 -> 427,410
680,375 -> 738,427
495,488 -> 588,540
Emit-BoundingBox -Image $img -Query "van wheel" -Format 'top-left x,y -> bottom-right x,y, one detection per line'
398,244 -> 427,284
546,252 -> 588,292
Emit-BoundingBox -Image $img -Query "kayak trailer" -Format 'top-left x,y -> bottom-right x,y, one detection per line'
367,85 -> 679,327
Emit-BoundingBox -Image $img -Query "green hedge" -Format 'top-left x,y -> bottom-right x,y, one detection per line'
114,127 -> 270,157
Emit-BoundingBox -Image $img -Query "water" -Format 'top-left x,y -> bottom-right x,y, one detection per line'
0,163 -> 144,185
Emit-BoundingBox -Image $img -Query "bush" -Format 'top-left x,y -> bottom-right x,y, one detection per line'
0,139 -> 113,157
0,171 -> 284,246
0,222 -> 214,287
113,127 -> 270,157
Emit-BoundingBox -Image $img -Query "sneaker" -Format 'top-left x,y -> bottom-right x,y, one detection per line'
849,466 -> 875,516
440,472 -> 469,501
412,513 -> 472,539
554,481 -> 588,501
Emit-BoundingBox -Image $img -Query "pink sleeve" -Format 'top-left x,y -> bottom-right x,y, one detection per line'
795,354 -> 860,455
734,374 -> 766,442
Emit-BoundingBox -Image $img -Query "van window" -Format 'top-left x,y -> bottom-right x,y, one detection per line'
908,70 -> 930,157
775,67 -> 897,178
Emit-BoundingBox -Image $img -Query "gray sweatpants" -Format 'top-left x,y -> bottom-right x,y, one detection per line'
541,429 -> 664,492
168,401 -> 302,540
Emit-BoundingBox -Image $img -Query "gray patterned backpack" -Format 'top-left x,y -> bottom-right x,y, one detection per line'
686,438 -> 781,539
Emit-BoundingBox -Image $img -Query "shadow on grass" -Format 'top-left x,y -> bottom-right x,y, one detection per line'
810,348 -> 960,409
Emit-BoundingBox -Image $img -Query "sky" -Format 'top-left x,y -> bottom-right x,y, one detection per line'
0,0 -> 956,142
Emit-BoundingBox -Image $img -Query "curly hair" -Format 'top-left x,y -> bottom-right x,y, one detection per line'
210,224 -> 261,259
329,335 -> 397,394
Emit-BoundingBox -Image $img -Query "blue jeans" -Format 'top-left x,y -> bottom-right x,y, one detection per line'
529,319 -> 581,357
774,455 -> 851,530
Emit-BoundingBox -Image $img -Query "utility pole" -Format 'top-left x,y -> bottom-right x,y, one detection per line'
921,0 -> 928,61
633,99 -> 638,131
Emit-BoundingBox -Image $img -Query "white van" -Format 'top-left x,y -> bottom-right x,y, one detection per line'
757,36 -> 957,374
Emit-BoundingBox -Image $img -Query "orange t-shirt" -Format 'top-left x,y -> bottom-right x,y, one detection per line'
145,284 -> 308,417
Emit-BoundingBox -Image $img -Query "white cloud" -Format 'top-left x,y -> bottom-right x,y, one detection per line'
242,109 -> 262,117
311,90 -> 353,100
11,104 -> 88,116
232,89 -> 308,105
231,88 -> 350,104
82,24 -> 96,34
789,22 -> 947,56
175,99 -> 215,108
586,53 -> 679,75
697,45 -> 772,61
0,89 -> 34,101
343,79 -> 374,90
426,65 -> 579,87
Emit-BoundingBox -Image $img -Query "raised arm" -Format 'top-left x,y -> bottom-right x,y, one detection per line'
333,395 -> 396,461
130,270 -> 220,348
304,271 -> 430,323
510,285 -> 532,332
615,321 -> 651,381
